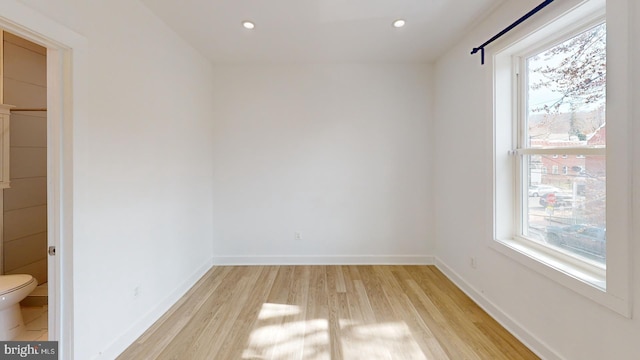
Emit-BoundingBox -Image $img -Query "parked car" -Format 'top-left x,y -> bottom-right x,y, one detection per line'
546,224 -> 606,259
528,185 -> 560,197
539,192 -> 572,207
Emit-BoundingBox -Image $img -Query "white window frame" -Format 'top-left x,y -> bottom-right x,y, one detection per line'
492,0 -> 631,317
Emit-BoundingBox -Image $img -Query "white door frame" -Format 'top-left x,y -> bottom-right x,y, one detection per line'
0,3 -> 86,358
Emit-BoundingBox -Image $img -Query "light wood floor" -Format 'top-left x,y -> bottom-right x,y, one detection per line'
118,266 -> 539,360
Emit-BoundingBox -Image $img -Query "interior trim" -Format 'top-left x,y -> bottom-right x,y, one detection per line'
212,255 -> 435,266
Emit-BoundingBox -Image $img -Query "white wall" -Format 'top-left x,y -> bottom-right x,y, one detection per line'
211,64 -> 433,264
10,1 -> 215,358
434,0 -> 639,359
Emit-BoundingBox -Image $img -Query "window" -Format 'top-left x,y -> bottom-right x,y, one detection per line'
493,0 -> 630,317
519,21 -> 606,266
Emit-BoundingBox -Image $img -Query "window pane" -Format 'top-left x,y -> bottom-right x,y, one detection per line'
526,23 -> 606,149
524,155 -> 606,264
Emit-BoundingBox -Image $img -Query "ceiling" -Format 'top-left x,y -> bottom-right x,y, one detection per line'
140,0 -> 504,64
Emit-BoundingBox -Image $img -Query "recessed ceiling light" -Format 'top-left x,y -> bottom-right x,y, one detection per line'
242,21 -> 255,30
392,19 -> 406,28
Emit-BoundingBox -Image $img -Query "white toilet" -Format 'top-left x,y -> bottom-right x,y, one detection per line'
0,274 -> 37,340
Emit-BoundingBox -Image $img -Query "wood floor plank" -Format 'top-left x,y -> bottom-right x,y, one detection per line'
270,265 -> 309,360
334,265 -> 347,293
118,265 -> 539,360
154,266 -> 252,360
403,278 -> 478,359
301,266 -> 329,360
359,265 -> 415,359
118,266 -> 232,359
186,270 -> 260,359
207,266 -> 280,360
245,266 -> 295,359
325,266 -> 344,359
371,266 -> 446,359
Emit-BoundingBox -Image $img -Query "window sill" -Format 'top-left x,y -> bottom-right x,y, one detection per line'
490,237 -> 630,318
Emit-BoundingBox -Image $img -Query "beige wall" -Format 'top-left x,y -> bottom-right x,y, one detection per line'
2,32 -> 47,285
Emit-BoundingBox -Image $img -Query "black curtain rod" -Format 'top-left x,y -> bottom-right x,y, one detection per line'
471,0 -> 555,65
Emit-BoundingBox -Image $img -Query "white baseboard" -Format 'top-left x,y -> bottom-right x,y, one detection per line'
212,255 -> 435,266
98,258 -> 214,360
434,257 -> 563,360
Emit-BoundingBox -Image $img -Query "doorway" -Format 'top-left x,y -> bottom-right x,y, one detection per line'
0,2 -> 81,357
1,30 -> 49,340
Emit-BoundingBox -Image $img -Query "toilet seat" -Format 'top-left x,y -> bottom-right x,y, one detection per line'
0,275 -> 36,296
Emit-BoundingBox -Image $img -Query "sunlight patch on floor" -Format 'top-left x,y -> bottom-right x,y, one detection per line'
257,303 -> 301,320
243,302 -> 427,359
339,319 -> 427,360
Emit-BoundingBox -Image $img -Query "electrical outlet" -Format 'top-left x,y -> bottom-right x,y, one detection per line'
295,232 -> 302,240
